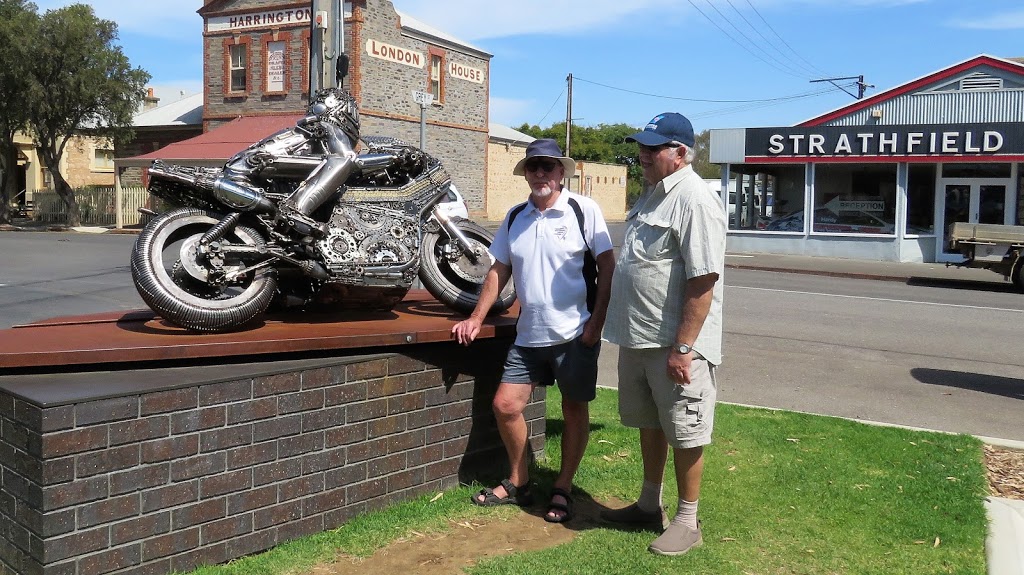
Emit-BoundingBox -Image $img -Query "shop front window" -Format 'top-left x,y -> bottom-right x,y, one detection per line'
906,164 -> 936,235
811,164 -> 897,235
728,165 -> 805,232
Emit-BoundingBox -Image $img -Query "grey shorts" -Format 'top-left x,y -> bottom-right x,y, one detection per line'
501,335 -> 600,402
617,346 -> 717,449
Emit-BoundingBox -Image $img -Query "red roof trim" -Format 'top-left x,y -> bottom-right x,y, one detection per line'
798,55 -> 1024,127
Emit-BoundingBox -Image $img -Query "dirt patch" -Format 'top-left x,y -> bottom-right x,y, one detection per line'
312,497 -> 620,575
305,447 -> 1024,575
984,444 -> 1024,500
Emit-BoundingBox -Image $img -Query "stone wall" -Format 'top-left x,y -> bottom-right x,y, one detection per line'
0,339 -> 543,575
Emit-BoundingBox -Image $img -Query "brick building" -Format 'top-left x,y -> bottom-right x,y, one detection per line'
184,0 -> 492,214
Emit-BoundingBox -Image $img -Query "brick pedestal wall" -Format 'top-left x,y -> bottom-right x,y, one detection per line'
0,339 -> 544,575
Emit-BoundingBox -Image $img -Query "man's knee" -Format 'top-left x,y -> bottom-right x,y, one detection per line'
492,386 -> 530,418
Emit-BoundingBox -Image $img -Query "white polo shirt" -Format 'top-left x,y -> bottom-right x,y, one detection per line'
490,190 -> 613,347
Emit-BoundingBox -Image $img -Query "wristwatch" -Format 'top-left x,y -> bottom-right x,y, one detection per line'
674,343 -> 692,354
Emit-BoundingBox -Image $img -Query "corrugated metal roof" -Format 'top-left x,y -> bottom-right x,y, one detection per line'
488,123 -> 535,146
823,90 -> 1024,126
799,54 -> 1024,127
124,114 -> 303,163
133,93 -> 204,128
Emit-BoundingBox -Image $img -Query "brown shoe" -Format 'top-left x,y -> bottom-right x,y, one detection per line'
600,503 -> 669,531
648,522 -> 703,556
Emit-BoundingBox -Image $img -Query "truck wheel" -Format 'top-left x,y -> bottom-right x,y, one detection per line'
1012,255 -> 1024,292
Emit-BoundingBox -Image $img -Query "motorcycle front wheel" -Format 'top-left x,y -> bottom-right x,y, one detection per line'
419,219 -> 516,315
131,207 -> 278,332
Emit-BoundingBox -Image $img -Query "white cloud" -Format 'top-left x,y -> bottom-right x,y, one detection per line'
489,97 -> 539,128
952,9 -> 1024,30
393,0 -> 678,41
32,0 -> 203,39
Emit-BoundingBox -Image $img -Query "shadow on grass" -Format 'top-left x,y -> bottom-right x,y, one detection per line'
911,367 -> 1024,400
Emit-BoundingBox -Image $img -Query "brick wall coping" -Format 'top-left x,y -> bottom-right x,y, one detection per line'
0,351 -> 397,409
0,291 -> 518,371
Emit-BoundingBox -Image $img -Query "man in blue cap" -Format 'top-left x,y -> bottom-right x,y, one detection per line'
601,113 -> 727,556
452,138 -> 614,524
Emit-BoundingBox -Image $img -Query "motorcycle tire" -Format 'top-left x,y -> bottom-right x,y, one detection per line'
419,219 -> 516,315
131,207 -> 278,332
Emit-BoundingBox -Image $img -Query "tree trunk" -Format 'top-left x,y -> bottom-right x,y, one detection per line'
0,142 -> 15,225
50,168 -> 81,227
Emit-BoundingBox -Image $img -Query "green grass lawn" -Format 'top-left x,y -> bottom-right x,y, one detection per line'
188,387 -> 989,575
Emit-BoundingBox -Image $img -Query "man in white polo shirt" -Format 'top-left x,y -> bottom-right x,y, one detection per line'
452,138 -> 614,524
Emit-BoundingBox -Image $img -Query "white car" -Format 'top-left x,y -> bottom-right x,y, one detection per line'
434,184 -> 469,220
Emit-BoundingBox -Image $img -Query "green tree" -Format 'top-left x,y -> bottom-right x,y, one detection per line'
517,122 -> 720,206
691,129 -> 720,180
0,0 -> 37,225
24,3 -> 149,226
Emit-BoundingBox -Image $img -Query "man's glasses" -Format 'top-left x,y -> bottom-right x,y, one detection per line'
638,142 -> 683,154
524,158 -> 560,173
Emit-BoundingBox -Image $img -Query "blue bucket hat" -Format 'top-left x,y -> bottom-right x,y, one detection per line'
513,138 -> 576,178
625,113 -> 695,148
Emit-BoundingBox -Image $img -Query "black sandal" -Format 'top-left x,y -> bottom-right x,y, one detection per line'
544,487 -> 574,523
471,479 -> 533,507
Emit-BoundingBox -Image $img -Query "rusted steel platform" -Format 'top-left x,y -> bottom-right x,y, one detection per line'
0,290 -> 518,370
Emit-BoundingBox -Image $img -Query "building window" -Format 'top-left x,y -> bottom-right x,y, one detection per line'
93,149 -> 114,171
429,50 -> 444,102
266,40 -> 286,93
727,165 -> 804,231
230,43 -> 247,92
811,164 -> 897,235
906,164 -> 936,235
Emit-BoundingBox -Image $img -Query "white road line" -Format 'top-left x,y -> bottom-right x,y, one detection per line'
730,285 -> 1024,314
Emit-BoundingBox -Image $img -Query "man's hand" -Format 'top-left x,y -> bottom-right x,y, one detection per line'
667,349 -> 692,385
580,319 -> 602,347
451,317 -> 483,346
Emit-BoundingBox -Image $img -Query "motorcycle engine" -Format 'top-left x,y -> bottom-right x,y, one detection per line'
315,203 -> 420,287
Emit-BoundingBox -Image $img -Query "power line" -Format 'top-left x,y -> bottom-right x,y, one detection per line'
534,89 -> 565,127
573,75 -> 847,104
723,0 -> 819,78
682,0 -> 808,80
744,0 -> 830,78
695,0 -> 810,79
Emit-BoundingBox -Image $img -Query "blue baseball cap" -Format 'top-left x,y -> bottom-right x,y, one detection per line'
625,113 -> 695,147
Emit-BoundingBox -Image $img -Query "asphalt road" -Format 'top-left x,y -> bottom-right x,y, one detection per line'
2,231 -> 1022,442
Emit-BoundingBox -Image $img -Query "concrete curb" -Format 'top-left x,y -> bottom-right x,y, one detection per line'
986,497 -> 1024,575
725,262 -> 913,283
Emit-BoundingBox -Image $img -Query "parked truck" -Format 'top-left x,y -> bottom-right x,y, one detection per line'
948,222 -> 1024,289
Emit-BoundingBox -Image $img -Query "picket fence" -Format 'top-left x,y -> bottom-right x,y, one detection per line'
29,186 -> 152,227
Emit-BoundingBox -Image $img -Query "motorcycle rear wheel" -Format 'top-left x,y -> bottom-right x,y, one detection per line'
131,207 -> 277,332
419,219 -> 516,315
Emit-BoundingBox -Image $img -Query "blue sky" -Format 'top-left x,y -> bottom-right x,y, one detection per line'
31,0 -> 1024,133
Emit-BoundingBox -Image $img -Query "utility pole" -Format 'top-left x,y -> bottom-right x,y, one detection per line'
310,0 -> 345,93
565,73 -> 573,190
810,75 -> 874,100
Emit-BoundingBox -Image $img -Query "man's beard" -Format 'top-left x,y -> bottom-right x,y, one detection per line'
531,184 -> 553,198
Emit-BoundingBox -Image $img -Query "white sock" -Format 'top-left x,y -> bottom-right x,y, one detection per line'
672,498 -> 699,529
636,480 -> 662,513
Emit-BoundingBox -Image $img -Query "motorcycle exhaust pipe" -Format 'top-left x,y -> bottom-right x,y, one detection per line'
212,176 -> 277,214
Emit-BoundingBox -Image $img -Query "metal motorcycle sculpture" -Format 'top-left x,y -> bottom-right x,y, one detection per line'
131,85 -> 514,333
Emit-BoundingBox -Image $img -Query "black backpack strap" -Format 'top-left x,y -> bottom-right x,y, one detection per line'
566,196 -> 598,313
565,197 -> 590,252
